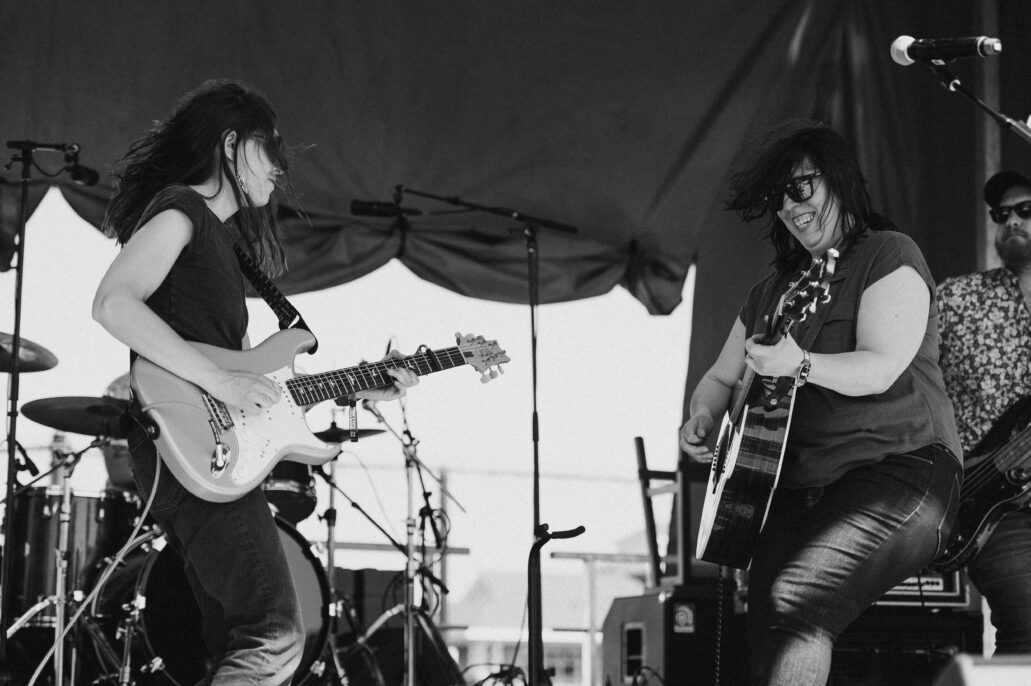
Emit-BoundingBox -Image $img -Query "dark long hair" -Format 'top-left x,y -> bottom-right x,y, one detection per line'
103,79 -> 290,273
726,121 -> 893,273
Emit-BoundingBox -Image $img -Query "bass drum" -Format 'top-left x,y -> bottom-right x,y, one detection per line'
84,517 -> 330,685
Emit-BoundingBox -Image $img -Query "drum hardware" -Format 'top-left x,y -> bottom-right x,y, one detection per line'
21,395 -> 131,439
316,455 -> 350,686
81,518 -> 332,686
9,437 -> 96,686
4,436 -> 143,686
313,423 -> 386,443
262,421 -> 385,525
0,332 -> 58,373
3,141 -> 102,681
320,399 -> 463,686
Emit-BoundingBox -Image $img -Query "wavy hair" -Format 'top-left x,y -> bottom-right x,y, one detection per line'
103,79 -> 291,273
726,121 -> 893,273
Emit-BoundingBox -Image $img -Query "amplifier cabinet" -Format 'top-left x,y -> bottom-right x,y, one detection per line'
601,583 -> 747,686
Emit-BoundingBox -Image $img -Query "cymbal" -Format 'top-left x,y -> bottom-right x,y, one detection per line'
315,424 -> 386,443
22,396 -> 130,438
1,333 -> 58,373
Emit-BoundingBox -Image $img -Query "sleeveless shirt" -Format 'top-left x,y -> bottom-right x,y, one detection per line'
739,229 -> 961,488
134,185 -> 249,352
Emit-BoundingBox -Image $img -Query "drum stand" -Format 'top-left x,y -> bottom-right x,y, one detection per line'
361,400 -> 462,686
313,448 -> 456,686
319,457 -> 350,686
12,441 -> 93,686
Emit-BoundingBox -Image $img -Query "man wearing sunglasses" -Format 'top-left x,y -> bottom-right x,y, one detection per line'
937,169 -> 1031,655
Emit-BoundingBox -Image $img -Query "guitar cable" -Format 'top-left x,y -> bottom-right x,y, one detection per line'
713,566 -> 725,686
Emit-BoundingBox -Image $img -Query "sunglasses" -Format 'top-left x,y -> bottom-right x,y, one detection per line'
769,172 -> 823,205
989,200 -> 1031,224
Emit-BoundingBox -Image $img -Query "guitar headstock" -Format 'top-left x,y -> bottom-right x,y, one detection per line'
769,247 -> 839,340
456,332 -> 510,383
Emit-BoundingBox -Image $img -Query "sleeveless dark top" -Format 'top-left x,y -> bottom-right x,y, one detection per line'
134,185 -> 248,352
739,229 -> 961,488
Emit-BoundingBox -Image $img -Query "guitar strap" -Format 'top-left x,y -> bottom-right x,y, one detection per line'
752,261 -> 837,377
233,243 -> 319,354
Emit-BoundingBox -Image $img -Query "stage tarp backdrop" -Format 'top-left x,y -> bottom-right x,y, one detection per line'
3,0 -> 1014,422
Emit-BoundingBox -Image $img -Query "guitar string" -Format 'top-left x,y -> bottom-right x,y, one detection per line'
284,347 -> 469,404
957,424 -> 1031,494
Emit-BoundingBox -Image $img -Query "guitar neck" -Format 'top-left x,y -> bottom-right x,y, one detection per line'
286,346 -> 466,405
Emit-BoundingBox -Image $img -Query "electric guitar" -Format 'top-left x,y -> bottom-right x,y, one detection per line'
932,396 -> 1031,573
695,249 -> 838,569
130,329 -> 509,502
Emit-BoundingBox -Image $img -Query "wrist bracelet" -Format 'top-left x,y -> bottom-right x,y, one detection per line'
796,349 -> 812,387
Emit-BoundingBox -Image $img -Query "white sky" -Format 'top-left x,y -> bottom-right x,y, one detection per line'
1,187 -> 694,610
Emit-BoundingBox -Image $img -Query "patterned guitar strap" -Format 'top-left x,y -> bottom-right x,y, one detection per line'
232,242 -> 319,355
752,255 -> 837,398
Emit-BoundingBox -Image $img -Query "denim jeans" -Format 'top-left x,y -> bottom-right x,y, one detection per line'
129,426 -> 305,685
746,444 -> 961,686
968,507 -> 1031,654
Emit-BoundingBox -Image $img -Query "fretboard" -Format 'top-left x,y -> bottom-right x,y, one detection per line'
285,346 -> 467,406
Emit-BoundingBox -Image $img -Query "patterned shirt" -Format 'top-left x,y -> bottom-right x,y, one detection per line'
937,267 -> 1031,455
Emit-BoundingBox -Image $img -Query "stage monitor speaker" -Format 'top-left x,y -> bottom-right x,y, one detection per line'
832,606 -> 983,685
335,567 -> 403,628
601,582 -> 747,686
932,654 -> 1031,686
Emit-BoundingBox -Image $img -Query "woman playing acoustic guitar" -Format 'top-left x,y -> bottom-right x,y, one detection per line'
679,122 -> 962,685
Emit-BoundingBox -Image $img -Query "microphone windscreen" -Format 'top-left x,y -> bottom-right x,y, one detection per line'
890,35 -> 915,66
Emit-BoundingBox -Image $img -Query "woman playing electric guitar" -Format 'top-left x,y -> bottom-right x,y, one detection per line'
92,80 -> 418,685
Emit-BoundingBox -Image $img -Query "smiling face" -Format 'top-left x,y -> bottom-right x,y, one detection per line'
994,185 -> 1031,270
776,159 -> 844,258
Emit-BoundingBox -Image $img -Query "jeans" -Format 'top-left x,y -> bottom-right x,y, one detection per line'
746,444 -> 961,686
968,507 -> 1031,654
129,426 -> 305,685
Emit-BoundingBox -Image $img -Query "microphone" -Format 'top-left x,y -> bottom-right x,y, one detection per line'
891,35 -> 1001,66
350,200 -> 422,217
5,140 -> 79,152
14,443 -> 39,477
64,147 -> 100,186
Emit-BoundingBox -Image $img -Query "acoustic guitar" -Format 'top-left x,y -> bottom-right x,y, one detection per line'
695,249 -> 837,569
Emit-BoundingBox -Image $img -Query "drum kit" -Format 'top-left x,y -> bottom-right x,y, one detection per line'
0,333 -> 461,686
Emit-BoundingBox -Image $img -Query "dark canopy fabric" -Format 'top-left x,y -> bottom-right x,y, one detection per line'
1,1 -> 1013,414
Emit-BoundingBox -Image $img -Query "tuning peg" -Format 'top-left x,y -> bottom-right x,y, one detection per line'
480,371 -> 491,384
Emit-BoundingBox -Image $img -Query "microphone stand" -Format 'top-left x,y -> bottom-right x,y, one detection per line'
312,457 -> 451,684
926,62 -> 1031,147
361,398 -> 462,686
396,186 -> 585,686
1,141 -> 93,680
1,142 -> 45,680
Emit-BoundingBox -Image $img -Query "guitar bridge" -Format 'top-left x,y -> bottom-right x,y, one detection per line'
202,393 -> 234,430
